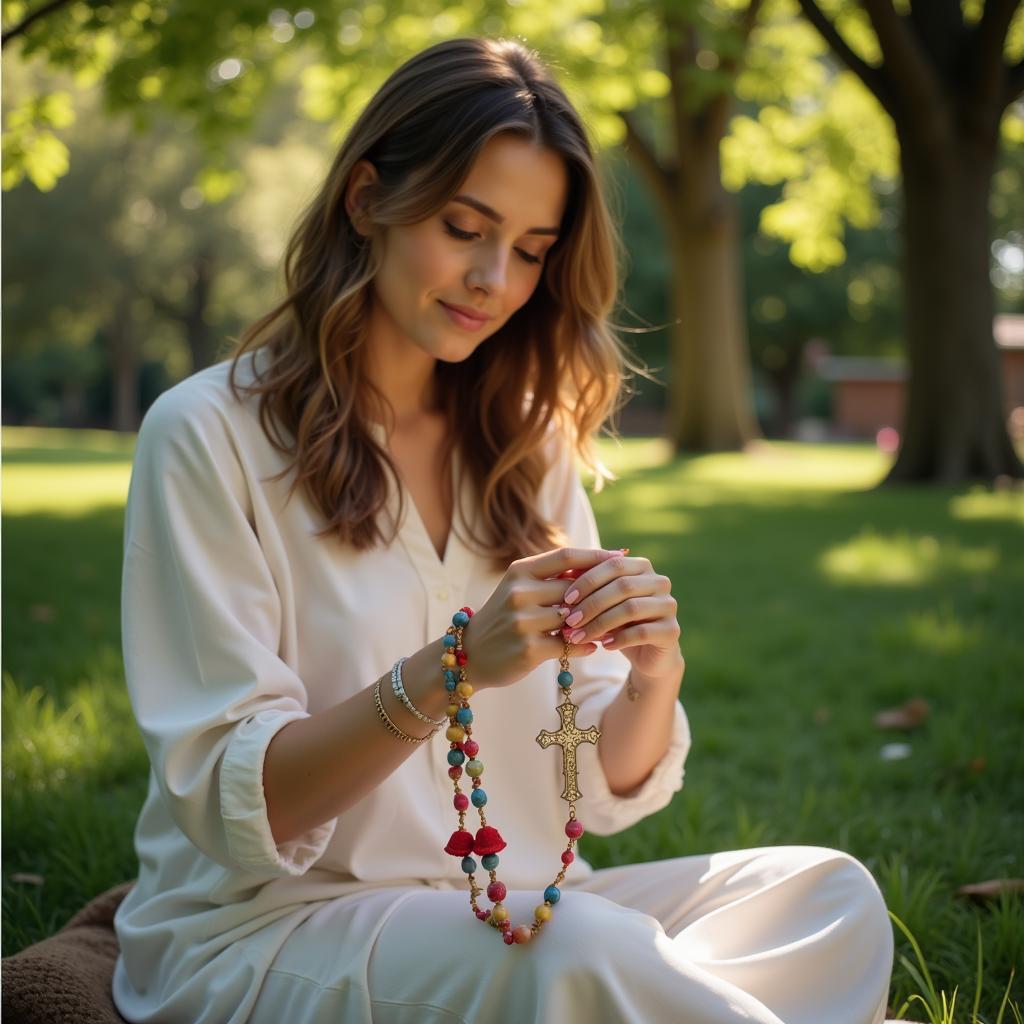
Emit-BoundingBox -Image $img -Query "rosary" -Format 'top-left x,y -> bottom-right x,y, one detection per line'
438,604 -> 618,946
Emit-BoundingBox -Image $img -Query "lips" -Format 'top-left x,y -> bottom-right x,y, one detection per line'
440,301 -> 491,323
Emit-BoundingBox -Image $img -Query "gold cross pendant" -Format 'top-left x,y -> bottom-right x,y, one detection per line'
536,694 -> 601,804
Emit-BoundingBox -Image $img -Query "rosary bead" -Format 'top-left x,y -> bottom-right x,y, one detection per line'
445,679 -> 457,692
470,788 -> 487,807
503,932 -> 515,944
482,853 -> 499,870
443,634 -> 458,648
447,749 -> 465,766
461,856 -> 476,874
512,925 -> 533,944
456,707 -> 473,725
557,670 -> 574,689
456,681 -> 473,698
561,850 -> 574,865
455,650 -> 468,666
565,819 -> 584,840
448,704 -> 459,718
445,669 -> 458,684
465,758 -> 484,778
487,881 -> 507,902
535,905 -> 552,922
453,610 -> 470,627
447,725 -> 466,743
448,766 -> 463,780
491,905 -> 509,923
454,793 -> 469,811
544,885 -> 561,904
463,738 -> 479,757
442,652 -> 457,669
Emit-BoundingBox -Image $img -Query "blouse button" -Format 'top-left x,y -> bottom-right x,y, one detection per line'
436,587 -> 449,601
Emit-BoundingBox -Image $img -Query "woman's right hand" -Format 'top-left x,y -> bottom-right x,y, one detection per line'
460,547 -> 623,690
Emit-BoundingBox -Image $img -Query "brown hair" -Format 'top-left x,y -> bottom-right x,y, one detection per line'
223,35 -> 648,574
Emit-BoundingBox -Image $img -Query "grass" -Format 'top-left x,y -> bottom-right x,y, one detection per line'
3,426 -> 1023,1020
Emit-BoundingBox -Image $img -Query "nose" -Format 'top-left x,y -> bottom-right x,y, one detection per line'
467,245 -> 512,298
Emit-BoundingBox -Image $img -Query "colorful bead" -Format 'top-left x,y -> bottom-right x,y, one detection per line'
565,819 -> 584,840
447,749 -> 465,766
482,854 -> 499,870
456,681 -> 473,698
535,905 -> 552,922
454,793 -> 469,811
557,669 -> 573,689
470,788 -> 487,807
491,905 -> 509,923
503,932 -> 515,944
456,707 -> 473,725
442,652 -> 457,668
453,610 -> 470,627
448,766 -> 463,780
463,739 -> 479,757
461,856 -> 476,874
544,885 -> 561,904
561,850 -> 574,865
466,759 -> 484,778
446,725 -> 466,743
443,634 -> 458,648
445,679 -> 457,692
487,881 -> 507,902
512,925 -> 532,944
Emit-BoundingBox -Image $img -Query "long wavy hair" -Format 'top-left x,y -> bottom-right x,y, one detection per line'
223,35 -> 648,575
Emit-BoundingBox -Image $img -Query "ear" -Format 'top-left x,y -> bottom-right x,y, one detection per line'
345,159 -> 379,237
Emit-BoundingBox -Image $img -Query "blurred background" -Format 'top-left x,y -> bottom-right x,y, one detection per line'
3,2 -> 1023,1020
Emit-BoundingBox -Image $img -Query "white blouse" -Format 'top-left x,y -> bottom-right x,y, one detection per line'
113,346 -> 692,1012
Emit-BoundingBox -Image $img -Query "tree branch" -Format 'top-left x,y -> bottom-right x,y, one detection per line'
1,0 -> 75,48
795,0 -> 894,115
972,0 -> 1022,114
1006,58 -> 1024,109
618,108 -> 676,213
861,0 -> 944,119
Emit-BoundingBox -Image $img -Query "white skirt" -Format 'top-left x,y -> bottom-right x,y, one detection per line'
245,844 -> 895,1024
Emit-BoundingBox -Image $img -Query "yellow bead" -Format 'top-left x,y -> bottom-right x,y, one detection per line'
447,704 -> 459,718
446,725 -> 466,742
456,682 -> 473,698
491,905 -> 509,923
442,652 -> 456,668
535,905 -> 552,922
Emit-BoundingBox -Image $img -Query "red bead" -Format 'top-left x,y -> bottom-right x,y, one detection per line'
456,651 -> 468,666
487,881 -> 507,902
454,793 -> 469,811
561,850 -> 574,865
462,606 -> 474,617
503,932 -> 514,944
448,766 -> 463,780
463,739 -> 479,757
565,819 -> 584,840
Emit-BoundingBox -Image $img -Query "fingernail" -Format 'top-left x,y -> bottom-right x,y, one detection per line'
564,588 -> 580,605
569,628 -> 586,644
565,609 -> 583,627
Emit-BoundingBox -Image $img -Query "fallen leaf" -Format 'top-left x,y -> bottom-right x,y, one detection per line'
874,697 -> 931,730
955,878 -> 1024,903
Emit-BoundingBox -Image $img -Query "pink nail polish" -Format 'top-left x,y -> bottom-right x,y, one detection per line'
564,589 -> 580,605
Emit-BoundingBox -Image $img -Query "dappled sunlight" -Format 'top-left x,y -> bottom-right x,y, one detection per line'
819,528 -> 998,586
3,464 -> 132,515
876,605 -> 987,656
948,487 -> 1024,525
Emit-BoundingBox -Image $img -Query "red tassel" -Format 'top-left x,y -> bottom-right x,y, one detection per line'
444,829 -> 475,857
473,825 -> 507,855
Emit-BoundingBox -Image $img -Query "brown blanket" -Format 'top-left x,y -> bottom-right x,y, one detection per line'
2,881 -> 135,1024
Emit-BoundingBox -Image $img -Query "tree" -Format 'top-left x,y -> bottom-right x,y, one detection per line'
794,0 -> 1024,483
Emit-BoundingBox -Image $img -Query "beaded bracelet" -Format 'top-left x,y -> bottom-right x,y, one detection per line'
372,677 -> 435,744
392,656 -> 448,728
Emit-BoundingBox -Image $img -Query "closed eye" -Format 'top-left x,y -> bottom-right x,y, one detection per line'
443,221 -> 543,265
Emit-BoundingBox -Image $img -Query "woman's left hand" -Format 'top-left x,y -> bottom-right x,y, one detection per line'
557,549 -> 685,684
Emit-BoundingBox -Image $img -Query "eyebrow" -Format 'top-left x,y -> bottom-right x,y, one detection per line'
452,194 -> 560,236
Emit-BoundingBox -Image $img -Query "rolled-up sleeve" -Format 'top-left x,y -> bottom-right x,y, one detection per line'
541,428 -> 691,836
121,384 -> 335,878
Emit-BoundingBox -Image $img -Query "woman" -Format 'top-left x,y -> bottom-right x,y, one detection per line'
113,35 -> 895,1024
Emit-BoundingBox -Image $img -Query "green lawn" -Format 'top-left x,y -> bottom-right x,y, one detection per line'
3,427 -> 1023,1020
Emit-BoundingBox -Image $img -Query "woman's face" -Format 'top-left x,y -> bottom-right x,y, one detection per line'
347,132 -> 568,364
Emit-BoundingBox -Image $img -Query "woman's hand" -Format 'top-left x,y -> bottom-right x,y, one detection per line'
558,550 -> 685,684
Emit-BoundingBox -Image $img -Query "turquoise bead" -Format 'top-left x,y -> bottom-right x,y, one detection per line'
456,707 -> 473,725
461,855 -> 477,873
471,788 -> 487,807
557,670 -> 573,689
453,610 -> 470,627
445,670 -> 458,684
447,749 -> 466,766
445,679 -> 457,691
482,854 -> 499,870
443,634 -> 457,648
544,885 -> 561,904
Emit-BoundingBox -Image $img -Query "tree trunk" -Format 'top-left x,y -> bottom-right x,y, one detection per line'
885,120 -> 1023,484
108,291 -> 139,433
666,177 -> 761,452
